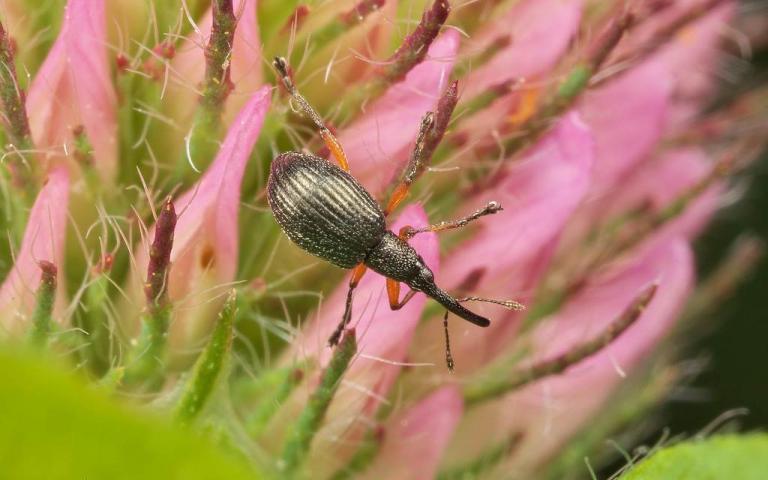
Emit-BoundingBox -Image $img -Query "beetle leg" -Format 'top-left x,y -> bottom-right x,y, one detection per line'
443,311 -> 455,372
386,278 -> 418,310
273,57 -> 350,172
328,263 -> 368,347
384,112 -> 435,216
400,201 -> 503,239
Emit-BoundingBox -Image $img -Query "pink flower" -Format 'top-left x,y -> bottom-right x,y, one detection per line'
426,113 -> 595,368
338,30 -> 460,193
462,0 -> 583,100
599,147 -> 722,242
264,2 -> 742,475
26,0 -> 117,179
127,86 -> 270,349
645,3 -> 734,125
360,386 -> 463,480
445,237 -> 693,473
0,0 -> 753,475
0,167 -> 69,333
578,59 -> 672,197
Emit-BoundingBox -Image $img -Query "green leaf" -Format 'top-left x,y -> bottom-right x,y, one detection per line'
621,434 -> 768,480
0,347 -> 266,479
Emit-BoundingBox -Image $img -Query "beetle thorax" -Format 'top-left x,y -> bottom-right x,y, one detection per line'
365,231 -> 435,289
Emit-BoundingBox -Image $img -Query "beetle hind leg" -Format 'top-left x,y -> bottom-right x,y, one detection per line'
274,57 -> 350,172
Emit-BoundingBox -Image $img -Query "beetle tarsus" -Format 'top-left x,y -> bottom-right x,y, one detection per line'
328,277 -> 357,347
328,308 -> 349,347
328,328 -> 342,347
443,311 -> 455,372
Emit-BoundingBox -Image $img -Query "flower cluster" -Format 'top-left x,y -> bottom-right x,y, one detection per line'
0,0 -> 765,478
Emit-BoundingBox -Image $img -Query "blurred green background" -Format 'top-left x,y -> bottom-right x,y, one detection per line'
665,34 -> 768,433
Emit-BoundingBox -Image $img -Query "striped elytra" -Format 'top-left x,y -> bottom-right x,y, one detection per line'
267,152 -> 386,269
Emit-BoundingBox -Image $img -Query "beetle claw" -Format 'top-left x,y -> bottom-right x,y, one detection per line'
328,331 -> 341,347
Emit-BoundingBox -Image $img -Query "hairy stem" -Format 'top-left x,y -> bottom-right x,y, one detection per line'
28,261 -> 57,346
281,329 -> 357,474
464,285 -> 657,406
175,289 -> 237,424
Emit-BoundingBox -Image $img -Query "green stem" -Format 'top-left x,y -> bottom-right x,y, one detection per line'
175,290 -> 237,424
437,433 -> 523,480
281,329 -> 357,475
245,365 -> 306,437
328,426 -> 385,480
79,260 -> 114,373
28,261 -> 57,346
464,285 -> 657,406
0,20 -> 36,195
124,198 -> 177,388
176,0 -> 236,181
274,0 -> 386,65
330,0 -> 451,127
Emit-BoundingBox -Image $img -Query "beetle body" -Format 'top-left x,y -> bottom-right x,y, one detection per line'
268,152 -> 490,327
268,152 -> 384,268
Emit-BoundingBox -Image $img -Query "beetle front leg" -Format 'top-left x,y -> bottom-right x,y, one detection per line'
328,263 -> 368,347
400,201 -> 503,239
386,278 -> 418,310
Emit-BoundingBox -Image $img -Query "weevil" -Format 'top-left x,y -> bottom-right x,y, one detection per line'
267,57 -> 522,370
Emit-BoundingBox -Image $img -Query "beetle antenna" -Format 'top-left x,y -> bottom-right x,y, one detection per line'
457,296 -> 525,311
273,56 -> 351,172
443,311 -> 455,372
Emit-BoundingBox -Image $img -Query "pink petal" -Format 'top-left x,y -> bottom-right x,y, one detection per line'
124,87 -> 269,347
226,0 -> 263,118
0,167 -> 69,332
602,147 -> 720,241
513,238 -> 693,469
339,30 -> 460,193
432,113 -> 594,366
171,85 -> 271,289
462,0 -> 583,100
297,0 -> 399,91
360,387 -> 463,480
27,0 -> 117,179
651,3 -> 734,126
446,237 -> 693,473
579,59 -> 672,197
172,0 -> 263,123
